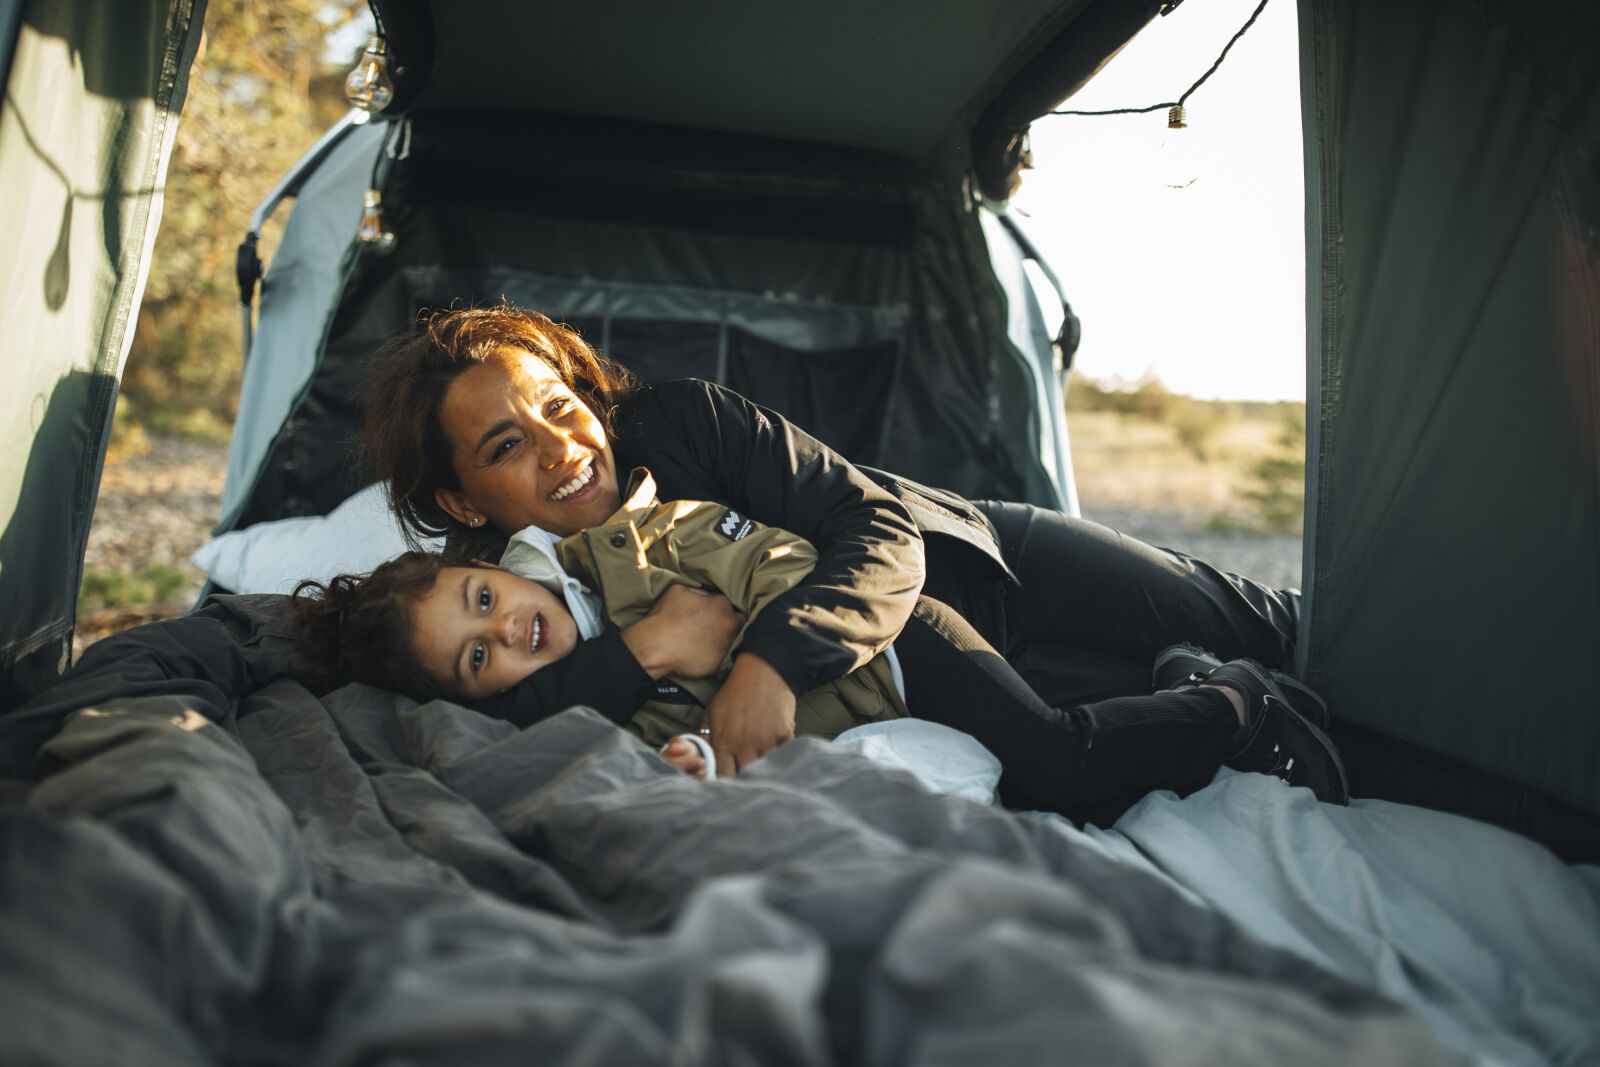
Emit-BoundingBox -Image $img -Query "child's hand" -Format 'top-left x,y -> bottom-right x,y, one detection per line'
658,735 -> 716,781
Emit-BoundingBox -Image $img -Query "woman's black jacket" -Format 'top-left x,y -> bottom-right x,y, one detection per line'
475,378 -> 1014,731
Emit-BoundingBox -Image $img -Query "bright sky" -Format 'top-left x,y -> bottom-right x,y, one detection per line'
1010,0 -> 1305,402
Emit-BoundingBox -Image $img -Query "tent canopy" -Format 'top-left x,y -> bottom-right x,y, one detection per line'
218,2 -> 1166,536
370,0 -> 1167,196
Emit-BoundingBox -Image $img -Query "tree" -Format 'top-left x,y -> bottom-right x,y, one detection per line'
119,0 -> 366,439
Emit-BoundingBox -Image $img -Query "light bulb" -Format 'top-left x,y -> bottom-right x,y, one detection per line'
345,34 -> 394,112
1154,105 -> 1206,190
357,189 -> 396,253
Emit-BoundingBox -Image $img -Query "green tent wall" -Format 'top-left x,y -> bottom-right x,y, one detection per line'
0,0 -> 205,708
1300,0 -> 1600,858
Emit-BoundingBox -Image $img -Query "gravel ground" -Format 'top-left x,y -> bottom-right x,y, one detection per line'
77,435 -> 1303,651
77,436 -> 227,651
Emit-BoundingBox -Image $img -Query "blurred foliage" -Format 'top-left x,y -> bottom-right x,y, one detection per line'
1242,412 -> 1307,533
1172,402 -> 1227,461
1069,372 -> 1307,533
1067,376 -> 1182,420
1069,374 -> 1236,462
118,0 -> 367,437
79,562 -> 192,613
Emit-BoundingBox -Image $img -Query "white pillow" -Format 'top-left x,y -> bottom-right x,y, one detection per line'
191,482 -> 444,594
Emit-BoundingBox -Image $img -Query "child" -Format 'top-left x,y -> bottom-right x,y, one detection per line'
293,467 -> 911,778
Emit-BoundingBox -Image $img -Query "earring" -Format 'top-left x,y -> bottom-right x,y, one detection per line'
469,516 -> 481,527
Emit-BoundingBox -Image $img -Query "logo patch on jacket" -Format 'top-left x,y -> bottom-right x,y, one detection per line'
653,683 -> 703,706
715,508 -> 756,541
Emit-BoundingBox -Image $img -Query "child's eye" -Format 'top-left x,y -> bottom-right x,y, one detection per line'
470,642 -> 486,671
478,586 -> 492,612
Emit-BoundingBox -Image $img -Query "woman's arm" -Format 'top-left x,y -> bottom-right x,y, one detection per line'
614,380 -> 925,773
616,379 -> 926,695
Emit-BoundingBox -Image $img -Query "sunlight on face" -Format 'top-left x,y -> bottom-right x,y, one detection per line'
435,348 -> 622,536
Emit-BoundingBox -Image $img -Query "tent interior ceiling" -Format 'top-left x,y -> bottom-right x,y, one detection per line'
377,0 -> 1107,160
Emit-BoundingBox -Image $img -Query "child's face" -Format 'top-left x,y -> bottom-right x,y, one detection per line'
410,565 -> 579,701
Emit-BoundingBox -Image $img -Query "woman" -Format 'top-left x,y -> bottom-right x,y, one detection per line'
364,303 -> 1342,823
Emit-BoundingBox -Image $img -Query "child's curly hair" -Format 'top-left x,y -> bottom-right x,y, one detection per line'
291,551 -> 456,702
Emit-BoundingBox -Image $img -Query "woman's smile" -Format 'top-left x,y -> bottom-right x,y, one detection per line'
548,458 -> 596,502
434,347 -> 622,536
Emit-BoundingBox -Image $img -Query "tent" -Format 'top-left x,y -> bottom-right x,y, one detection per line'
0,0 -> 203,706
3,3 -> 1599,1062
1,0 -> 1595,869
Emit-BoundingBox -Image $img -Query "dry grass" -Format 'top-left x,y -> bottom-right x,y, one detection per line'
1069,409 -> 1300,530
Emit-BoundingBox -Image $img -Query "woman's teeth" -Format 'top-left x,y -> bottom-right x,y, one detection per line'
548,461 -> 594,502
530,615 -> 542,654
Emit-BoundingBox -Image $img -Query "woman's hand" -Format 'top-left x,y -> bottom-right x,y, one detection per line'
620,584 -> 743,679
702,652 -> 796,776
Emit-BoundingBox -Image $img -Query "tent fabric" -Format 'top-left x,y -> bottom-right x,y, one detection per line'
1300,0 -> 1600,856
980,209 -> 1080,513
377,0 -> 1107,166
226,113 -> 1073,535
217,119 -> 385,532
0,0 -> 204,707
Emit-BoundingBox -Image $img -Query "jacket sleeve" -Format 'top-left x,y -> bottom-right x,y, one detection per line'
643,499 -> 821,621
563,495 -> 822,667
621,380 -> 926,694
470,629 -> 658,730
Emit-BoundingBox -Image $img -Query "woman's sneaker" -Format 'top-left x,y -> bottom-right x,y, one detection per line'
1152,643 -> 1222,691
1205,659 -> 1349,805
1153,643 -> 1330,730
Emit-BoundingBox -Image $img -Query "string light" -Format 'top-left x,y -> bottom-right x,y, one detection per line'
344,34 -> 394,112
357,189 -> 395,252
1050,0 -> 1270,121
1154,105 -> 1205,189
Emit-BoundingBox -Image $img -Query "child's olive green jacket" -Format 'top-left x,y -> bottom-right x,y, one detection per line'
554,468 -> 910,748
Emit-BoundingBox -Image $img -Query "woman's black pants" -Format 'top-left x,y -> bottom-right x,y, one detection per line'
898,502 -> 1304,825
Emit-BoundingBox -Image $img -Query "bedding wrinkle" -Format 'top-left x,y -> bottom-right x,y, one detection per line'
1104,770 -> 1600,1066
6,592 -> 1463,1065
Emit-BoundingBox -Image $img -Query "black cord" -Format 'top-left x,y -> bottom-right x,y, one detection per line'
1050,0 -> 1272,118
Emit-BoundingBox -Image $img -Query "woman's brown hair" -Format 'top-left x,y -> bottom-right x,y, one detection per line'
362,302 -> 639,548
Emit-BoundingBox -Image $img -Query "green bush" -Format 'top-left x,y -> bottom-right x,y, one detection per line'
1172,403 -> 1227,460
1243,413 -> 1306,533
79,562 -> 192,613
1067,375 -> 1178,420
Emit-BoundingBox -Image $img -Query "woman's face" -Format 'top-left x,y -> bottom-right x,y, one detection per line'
433,347 -> 621,536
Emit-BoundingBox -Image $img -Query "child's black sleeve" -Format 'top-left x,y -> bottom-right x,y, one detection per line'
470,631 -> 655,730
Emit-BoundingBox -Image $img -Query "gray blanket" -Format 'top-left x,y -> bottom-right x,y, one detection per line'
0,596 -> 1453,1066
